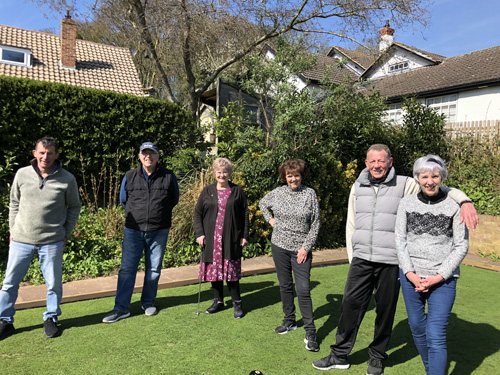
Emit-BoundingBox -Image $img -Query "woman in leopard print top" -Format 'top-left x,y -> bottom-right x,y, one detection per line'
259,159 -> 320,352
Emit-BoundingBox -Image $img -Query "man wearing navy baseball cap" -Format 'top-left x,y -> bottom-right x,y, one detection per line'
103,142 -> 179,323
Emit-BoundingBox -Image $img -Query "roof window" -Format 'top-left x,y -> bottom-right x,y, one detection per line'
389,61 -> 408,73
0,45 -> 32,67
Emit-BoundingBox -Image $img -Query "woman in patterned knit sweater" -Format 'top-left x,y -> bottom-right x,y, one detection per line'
395,155 -> 469,375
259,159 -> 321,352
194,158 -> 249,319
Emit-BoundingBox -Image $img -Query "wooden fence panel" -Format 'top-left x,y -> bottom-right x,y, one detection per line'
446,120 -> 500,139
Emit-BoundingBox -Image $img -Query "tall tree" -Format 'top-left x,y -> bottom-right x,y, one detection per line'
34,0 -> 430,117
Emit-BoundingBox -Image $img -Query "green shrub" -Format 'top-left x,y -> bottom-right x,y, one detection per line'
446,136 -> 500,215
0,75 -> 200,189
389,97 -> 448,176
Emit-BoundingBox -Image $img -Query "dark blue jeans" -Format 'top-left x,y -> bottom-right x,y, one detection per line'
400,269 -> 457,375
114,227 -> 169,312
271,243 -> 315,334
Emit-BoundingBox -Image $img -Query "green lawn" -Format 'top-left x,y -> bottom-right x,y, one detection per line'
1,264 -> 498,375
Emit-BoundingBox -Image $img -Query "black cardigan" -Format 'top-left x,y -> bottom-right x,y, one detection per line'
193,182 -> 249,262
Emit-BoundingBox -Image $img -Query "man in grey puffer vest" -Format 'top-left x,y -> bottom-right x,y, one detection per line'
313,144 -> 478,375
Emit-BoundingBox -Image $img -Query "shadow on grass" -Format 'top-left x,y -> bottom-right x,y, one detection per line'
11,311 -> 108,337
385,318 -> 418,368
448,312 -> 500,375
314,293 -> 344,345
154,279 -> 283,315
384,313 -> 500,374
10,280 -> 282,335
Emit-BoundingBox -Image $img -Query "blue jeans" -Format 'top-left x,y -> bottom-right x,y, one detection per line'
400,269 -> 457,375
271,243 -> 316,334
0,240 -> 64,323
114,227 -> 169,312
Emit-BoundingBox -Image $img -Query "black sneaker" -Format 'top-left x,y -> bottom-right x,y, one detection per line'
304,333 -> 320,352
43,318 -> 60,338
233,301 -> 244,319
312,352 -> 350,370
274,320 -> 297,334
0,319 -> 15,341
367,358 -> 384,375
205,299 -> 224,314
102,310 -> 130,323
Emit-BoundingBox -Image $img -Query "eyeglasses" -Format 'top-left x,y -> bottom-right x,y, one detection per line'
141,152 -> 157,158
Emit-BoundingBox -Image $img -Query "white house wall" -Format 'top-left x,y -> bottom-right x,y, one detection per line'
330,51 -> 365,75
455,86 -> 500,121
264,48 -> 308,93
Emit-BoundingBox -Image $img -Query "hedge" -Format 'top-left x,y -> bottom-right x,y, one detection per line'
0,76 -> 201,273
0,75 -> 200,185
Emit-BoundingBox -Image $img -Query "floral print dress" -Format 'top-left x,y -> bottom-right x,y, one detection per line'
199,188 -> 241,281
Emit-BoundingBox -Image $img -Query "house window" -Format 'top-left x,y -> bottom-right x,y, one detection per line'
426,94 -> 458,122
389,61 -> 409,73
384,102 -> 403,124
0,45 -> 31,67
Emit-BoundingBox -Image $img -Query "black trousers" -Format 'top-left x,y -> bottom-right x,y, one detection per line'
331,257 -> 400,360
211,280 -> 241,302
271,243 -> 316,334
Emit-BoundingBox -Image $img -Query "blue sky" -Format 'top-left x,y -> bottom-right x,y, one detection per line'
1,0 -> 500,57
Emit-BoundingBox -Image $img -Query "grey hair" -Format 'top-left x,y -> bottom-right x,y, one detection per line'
367,144 -> 391,159
212,157 -> 232,175
413,154 -> 448,182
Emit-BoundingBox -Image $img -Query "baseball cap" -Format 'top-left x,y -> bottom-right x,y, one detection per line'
139,142 -> 159,153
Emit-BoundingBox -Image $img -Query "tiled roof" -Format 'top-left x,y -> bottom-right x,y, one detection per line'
327,46 -> 377,70
0,24 -> 144,96
361,42 -> 445,79
393,42 -> 446,62
302,54 -> 358,84
368,45 -> 500,99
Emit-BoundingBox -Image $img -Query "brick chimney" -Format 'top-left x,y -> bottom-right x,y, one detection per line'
379,20 -> 395,53
60,11 -> 77,69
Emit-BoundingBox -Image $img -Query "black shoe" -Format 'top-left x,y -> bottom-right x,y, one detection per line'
367,358 -> 384,375
0,319 -> 15,341
233,301 -> 244,319
312,352 -> 350,370
43,318 -> 60,338
304,333 -> 320,352
205,299 -> 224,314
274,320 -> 297,334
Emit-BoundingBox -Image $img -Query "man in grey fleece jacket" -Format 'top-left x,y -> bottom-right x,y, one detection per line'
313,144 -> 478,375
0,137 -> 80,341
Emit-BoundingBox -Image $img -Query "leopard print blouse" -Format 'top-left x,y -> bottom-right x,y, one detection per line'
259,184 -> 320,252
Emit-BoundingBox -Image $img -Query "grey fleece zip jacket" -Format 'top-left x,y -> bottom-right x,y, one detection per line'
9,159 -> 81,245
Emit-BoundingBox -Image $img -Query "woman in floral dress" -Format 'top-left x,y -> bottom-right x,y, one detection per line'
193,158 -> 249,318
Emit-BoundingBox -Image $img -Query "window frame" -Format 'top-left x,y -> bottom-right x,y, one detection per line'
0,45 -> 32,67
388,61 -> 409,73
426,94 -> 458,122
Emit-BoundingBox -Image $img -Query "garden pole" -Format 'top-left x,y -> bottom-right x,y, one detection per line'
194,246 -> 203,315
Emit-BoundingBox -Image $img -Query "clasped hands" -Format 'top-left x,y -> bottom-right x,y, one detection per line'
196,235 -> 247,247
406,272 -> 445,293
